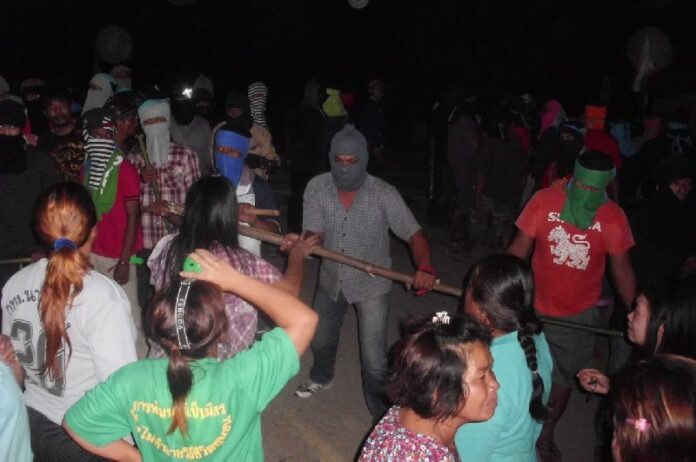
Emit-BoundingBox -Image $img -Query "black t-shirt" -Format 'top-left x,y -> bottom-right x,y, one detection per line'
38,127 -> 85,182
0,148 -> 60,259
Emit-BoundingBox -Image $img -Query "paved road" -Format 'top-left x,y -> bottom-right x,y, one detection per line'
260,168 -> 602,461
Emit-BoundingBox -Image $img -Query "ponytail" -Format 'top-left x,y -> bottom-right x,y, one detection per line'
41,246 -> 90,378
517,312 -> 548,422
146,280 -> 229,439
33,183 -> 96,380
166,348 -> 193,437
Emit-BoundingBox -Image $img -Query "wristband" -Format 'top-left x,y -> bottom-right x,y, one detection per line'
417,265 -> 436,276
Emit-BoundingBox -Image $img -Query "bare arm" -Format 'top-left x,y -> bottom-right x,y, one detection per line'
409,230 -> 436,292
62,422 -> 141,462
506,229 -> 535,260
609,251 -> 637,309
181,249 -> 318,356
0,334 -> 24,387
273,233 -> 321,297
114,199 -> 140,285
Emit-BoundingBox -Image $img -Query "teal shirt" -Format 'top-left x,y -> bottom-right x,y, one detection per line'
455,331 -> 553,462
0,364 -> 32,462
65,328 -> 299,461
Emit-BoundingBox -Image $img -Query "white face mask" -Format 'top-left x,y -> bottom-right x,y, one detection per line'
138,100 -> 171,167
142,120 -> 170,167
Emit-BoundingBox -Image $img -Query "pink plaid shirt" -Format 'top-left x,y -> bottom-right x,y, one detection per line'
147,236 -> 282,359
129,142 -> 200,248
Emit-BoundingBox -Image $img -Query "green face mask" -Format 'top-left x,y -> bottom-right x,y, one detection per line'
560,161 -> 615,229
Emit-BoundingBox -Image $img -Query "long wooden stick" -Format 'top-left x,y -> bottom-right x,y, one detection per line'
239,226 -> 624,337
168,204 -> 279,217
0,257 -> 32,265
136,135 -> 173,233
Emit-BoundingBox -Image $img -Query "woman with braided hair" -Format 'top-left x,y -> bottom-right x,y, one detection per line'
456,254 -> 553,461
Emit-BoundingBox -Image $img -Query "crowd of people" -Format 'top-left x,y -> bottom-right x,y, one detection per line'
0,66 -> 695,462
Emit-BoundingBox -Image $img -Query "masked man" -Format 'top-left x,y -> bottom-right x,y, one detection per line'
247,82 -> 280,180
82,73 -> 115,115
0,99 -> 59,286
81,108 -> 143,344
507,150 -> 636,460
129,99 -> 200,305
170,84 -> 212,174
294,125 -> 436,421
214,129 -> 281,256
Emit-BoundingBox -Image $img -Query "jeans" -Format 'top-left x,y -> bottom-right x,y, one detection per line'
309,286 -> 389,419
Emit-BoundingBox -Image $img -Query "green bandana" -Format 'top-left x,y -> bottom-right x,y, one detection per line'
560,160 -> 615,229
84,150 -> 124,220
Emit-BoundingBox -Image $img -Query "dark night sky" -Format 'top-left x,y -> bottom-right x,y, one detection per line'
2,0 -> 696,120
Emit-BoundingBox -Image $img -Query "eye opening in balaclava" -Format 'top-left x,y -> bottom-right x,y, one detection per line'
560,150 -> 615,230
328,124 -> 369,191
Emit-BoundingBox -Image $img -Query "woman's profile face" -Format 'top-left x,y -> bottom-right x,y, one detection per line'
458,342 -> 499,423
627,294 -> 651,346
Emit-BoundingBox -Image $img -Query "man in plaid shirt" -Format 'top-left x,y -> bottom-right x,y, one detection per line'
128,99 -> 201,307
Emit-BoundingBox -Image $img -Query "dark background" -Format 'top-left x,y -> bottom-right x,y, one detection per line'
1,0 -> 695,142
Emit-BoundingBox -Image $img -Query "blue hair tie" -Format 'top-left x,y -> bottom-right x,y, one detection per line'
53,237 -> 77,251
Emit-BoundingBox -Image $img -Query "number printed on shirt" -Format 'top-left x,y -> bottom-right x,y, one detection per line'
10,318 -> 67,397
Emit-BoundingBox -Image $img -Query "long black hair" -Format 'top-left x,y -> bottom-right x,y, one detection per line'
462,254 -> 549,422
145,280 -> 228,437
164,176 -> 239,284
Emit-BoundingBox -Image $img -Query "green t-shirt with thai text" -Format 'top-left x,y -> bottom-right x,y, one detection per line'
64,328 -> 298,461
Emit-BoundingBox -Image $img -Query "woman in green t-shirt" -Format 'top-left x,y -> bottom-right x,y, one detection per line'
62,249 -> 318,461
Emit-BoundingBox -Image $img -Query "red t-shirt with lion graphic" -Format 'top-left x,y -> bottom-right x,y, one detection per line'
515,183 -> 634,316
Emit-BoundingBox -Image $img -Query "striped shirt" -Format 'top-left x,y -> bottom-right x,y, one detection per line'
303,173 -> 421,304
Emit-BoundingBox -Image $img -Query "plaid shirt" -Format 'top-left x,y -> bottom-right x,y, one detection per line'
148,236 -> 281,359
303,173 -> 422,304
129,142 -> 200,248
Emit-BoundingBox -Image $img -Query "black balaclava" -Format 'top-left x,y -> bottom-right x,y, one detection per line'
328,125 -> 369,191
0,99 -> 28,173
192,88 -> 213,121
557,121 -> 586,178
171,98 -> 195,126
224,91 -> 252,137
170,84 -> 196,126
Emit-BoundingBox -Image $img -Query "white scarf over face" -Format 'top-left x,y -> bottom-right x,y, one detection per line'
82,73 -> 114,115
138,99 -> 171,167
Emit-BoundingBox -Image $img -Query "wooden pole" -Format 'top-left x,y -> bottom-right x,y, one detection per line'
239,226 -> 463,297
238,226 -> 624,337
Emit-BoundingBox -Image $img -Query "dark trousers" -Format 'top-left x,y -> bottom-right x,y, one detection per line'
309,286 -> 389,420
28,407 -> 107,462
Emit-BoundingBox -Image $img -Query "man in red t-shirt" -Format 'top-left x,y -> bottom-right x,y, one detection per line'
507,151 -> 636,459
82,108 -> 144,351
